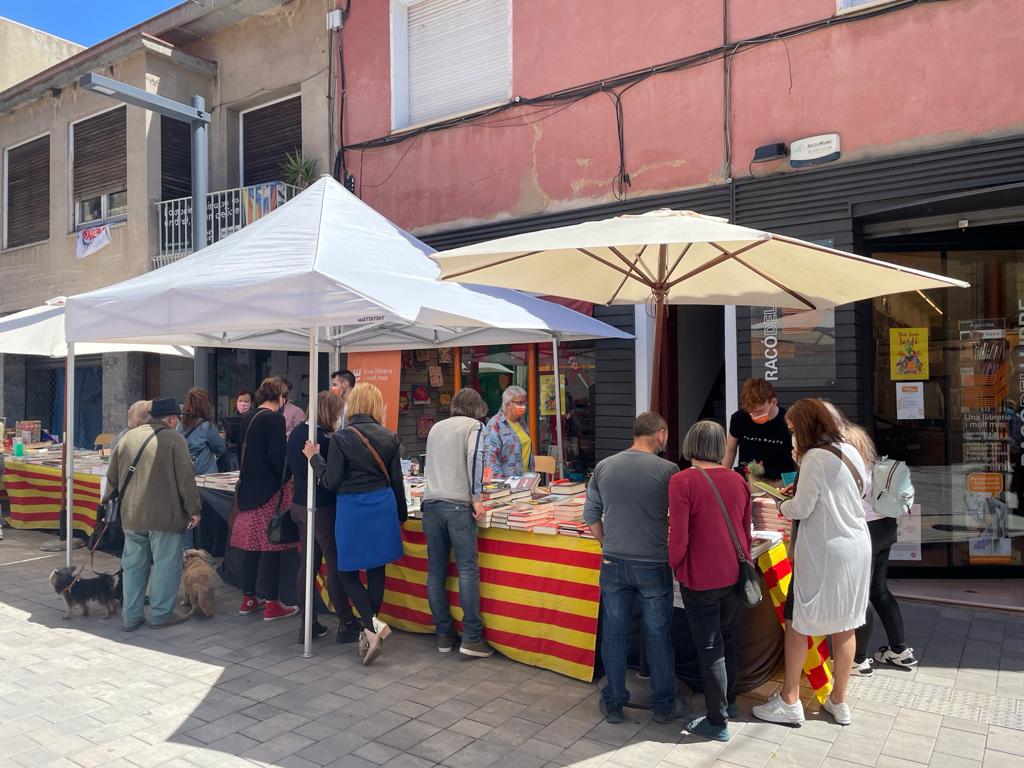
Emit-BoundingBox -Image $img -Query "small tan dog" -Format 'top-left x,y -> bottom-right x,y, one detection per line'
182,549 -> 217,616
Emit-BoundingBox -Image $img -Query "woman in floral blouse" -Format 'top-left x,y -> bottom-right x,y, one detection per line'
483,386 -> 534,479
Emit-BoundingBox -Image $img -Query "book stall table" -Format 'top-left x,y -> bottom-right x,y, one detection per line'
0,449 -> 106,537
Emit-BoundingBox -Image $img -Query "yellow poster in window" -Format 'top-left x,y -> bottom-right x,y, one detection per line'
539,375 -> 566,416
890,327 -> 929,380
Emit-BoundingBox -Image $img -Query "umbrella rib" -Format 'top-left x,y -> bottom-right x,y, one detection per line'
663,243 -> 692,283
579,248 -> 655,286
609,245 -> 657,283
667,240 -> 768,287
441,251 -> 547,281
733,255 -> 817,310
605,245 -> 652,304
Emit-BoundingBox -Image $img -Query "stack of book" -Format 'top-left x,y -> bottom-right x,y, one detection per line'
506,505 -> 556,532
548,479 -> 586,496
751,496 -> 792,539
194,472 -> 239,492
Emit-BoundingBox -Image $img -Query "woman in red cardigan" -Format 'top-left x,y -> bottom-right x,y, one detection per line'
669,420 -> 752,743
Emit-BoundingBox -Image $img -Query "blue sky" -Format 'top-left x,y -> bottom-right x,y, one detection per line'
1,0 -> 181,47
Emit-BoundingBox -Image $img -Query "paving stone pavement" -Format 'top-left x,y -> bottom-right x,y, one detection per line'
1,528 -> 1021,768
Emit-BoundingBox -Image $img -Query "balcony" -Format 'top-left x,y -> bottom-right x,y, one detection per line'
154,181 -> 300,268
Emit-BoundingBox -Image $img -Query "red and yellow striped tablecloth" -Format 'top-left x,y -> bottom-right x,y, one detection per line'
757,540 -> 834,703
378,519 -> 603,682
2,460 -> 102,536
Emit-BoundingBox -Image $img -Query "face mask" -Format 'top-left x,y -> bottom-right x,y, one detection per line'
791,434 -> 798,449
750,403 -> 775,424
509,404 -> 527,418
331,384 -> 342,396
237,401 -> 251,414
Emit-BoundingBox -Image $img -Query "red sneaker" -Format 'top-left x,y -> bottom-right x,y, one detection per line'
238,596 -> 265,615
263,600 -> 299,621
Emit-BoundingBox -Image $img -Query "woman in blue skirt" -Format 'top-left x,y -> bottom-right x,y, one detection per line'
303,383 -> 407,665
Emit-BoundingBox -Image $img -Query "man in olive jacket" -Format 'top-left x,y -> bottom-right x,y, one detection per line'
105,396 -> 201,630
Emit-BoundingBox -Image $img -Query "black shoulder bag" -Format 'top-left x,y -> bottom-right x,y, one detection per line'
695,467 -> 763,607
266,446 -> 299,545
93,426 -> 165,551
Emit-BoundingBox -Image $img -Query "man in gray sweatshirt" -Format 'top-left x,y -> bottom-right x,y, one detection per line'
422,388 -> 492,658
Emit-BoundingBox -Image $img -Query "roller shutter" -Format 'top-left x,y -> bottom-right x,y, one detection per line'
161,115 -> 192,201
73,107 -> 127,201
5,135 -> 49,248
242,96 -> 301,186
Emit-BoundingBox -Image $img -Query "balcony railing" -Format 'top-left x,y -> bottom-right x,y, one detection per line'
153,181 -> 300,268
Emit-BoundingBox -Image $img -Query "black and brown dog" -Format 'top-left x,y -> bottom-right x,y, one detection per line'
49,566 -> 120,619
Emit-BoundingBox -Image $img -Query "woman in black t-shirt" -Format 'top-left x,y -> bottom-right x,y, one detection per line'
721,378 -> 795,482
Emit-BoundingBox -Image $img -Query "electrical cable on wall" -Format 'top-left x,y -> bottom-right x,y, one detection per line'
345,0 -> 938,196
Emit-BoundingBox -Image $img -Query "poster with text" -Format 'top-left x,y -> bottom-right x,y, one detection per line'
539,375 -> 567,416
346,351 -> 401,432
890,327 -> 929,380
889,504 -> 922,561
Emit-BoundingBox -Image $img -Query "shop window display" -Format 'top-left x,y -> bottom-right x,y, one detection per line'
538,342 -> 597,479
873,249 -> 1024,571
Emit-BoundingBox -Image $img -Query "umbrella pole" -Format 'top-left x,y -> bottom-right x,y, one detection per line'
65,343 -> 76,567
649,293 -> 667,415
302,328 -> 318,659
552,334 -> 565,479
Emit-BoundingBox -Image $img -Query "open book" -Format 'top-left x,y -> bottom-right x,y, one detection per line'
751,480 -> 793,502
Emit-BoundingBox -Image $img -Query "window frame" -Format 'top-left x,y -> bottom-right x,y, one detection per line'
389,0 -> 513,132
2,131 -> 51,251
69,104 -> 129,232
238,92 -> 302,187
836,0 -> 905,14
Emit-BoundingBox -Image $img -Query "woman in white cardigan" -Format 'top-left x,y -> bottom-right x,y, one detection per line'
753,398 -> 870,727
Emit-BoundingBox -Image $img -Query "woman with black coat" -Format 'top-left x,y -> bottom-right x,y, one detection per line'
303,382 -> 407,666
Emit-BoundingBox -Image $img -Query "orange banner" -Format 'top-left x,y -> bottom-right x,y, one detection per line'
346,351 -> 402,432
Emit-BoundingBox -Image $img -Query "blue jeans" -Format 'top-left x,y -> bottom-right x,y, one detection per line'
422,500 -> 483,641
680,583 -> 740,725
122,529 -> 184,626
599,556 -> 676,716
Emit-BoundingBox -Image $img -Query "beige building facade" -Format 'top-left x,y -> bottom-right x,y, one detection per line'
0,0 -> 333,441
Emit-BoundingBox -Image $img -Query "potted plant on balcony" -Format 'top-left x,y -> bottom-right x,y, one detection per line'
280,150 -> 320,190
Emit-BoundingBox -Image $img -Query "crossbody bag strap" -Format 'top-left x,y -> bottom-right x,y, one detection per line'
346,425 -> 390,483
119,426 -> 165,497
817,444 -> 864,496
694,466 -> 746,563
470,424 -> 483,497
238,410 -> 268,472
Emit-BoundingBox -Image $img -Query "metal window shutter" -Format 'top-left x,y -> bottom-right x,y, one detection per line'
407,0 -> 510,125
5,135 -> 49,247
6,135 -> 50,248
242,96 -> 302,186
73,107 -> 127,201
160,115 -> 192,201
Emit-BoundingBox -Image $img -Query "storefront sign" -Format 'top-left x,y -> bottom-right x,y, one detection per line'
750,307 -> 836,388
895,382 -> 924,420
889,327 -> 929,380
789,133 -> 841,167
346,350 -> 401,431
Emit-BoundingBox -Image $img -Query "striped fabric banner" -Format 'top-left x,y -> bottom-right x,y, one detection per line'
369,520 -> 602,681
757,540 -> 834,703
3,461 -> 101,536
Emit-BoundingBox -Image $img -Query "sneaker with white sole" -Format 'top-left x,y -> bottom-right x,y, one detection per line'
822,695 -> 851,726
459,637 -> 494,658
852,658 -> 874,676
371,616 -> 392,641
752,692 -> 805,726
873,646 -> 918,668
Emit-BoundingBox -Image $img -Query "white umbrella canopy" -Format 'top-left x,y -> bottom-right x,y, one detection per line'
0,298 -> 192,358
430,208 -> 969,310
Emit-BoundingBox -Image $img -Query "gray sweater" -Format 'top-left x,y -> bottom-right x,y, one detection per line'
423,416 -> 485,505
583,449 -> 679,562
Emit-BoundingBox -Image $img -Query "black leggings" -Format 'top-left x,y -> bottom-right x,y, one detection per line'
338,567 -> 386,632
855,517 -> 906,661
242,551 -> 282,600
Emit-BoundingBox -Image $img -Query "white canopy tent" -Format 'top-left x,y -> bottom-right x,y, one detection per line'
64,176 -> 628,656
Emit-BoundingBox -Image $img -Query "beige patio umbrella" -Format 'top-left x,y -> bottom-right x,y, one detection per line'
431,209 -> 969,405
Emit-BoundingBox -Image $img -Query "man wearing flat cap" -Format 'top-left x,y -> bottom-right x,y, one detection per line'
104,396 -> 201,629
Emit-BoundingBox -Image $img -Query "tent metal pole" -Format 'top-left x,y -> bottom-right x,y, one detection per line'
65,342 -> 75,567
552,334 -> 565,479
331,331 -> 341,375
303,327 -> 319,659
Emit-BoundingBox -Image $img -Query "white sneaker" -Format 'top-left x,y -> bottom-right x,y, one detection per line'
822,695 -> 851,726
752,692 -> 805,726
873,646 -> 918,668
852,659 -> 874,676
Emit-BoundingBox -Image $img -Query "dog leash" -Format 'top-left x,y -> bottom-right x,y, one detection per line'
61,517 -> 113,594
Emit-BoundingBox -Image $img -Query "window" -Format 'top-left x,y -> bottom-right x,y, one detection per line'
72,107 -> 127,230
3,134 -> 49,249
240,95 -> 301,186
391,0 -> 511,130
837,0 -> 902,12
160,115 -> 192,201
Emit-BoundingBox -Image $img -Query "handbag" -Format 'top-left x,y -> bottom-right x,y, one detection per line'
230,410 -> 267,528
347,425 -> 407,523
94,426 -> 165,550
695,466 -> 763,608
266,458 -> 298,545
